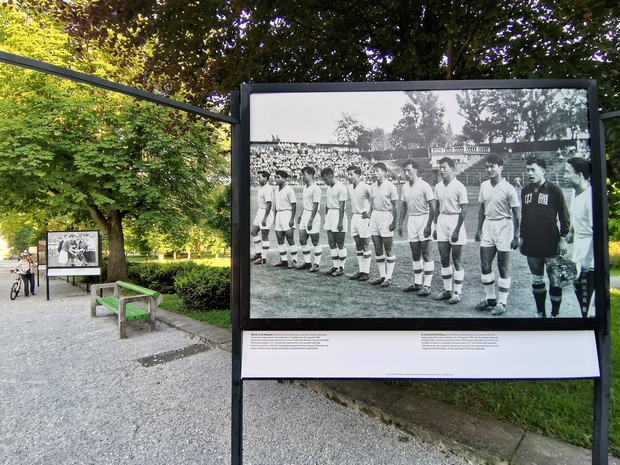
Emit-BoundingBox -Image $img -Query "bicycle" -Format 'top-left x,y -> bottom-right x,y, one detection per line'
10,271 -> 23,300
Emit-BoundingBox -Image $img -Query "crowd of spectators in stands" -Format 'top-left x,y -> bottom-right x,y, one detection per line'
250,143 -> 373,184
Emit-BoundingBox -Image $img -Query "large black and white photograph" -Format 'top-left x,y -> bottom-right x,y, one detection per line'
248,85 -> 596,320
47,230 -> 100,269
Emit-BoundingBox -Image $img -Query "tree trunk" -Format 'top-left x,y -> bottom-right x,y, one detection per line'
105,210 -> 129,282
89,206 -> 128,282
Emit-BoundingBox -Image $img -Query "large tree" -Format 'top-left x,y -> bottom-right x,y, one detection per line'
0,7 -> 228,280
456,90 -> 490,144
391,91 -> 446,149
0,76 -> 227,280
485,89 -> 524,144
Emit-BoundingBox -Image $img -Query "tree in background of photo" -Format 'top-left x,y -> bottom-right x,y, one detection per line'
392,91 -> 447,150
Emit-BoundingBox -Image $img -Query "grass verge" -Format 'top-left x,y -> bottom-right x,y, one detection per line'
160,294 -> 231,330
386,289 -> 620,457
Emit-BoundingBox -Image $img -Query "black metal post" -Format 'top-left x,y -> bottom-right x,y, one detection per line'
592,113 -> 612,464
230,90 -> 243,465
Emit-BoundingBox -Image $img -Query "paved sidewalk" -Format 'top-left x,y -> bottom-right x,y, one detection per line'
159,304 -> 619,465
2,263 -> 616,464
0,264 -> 468,465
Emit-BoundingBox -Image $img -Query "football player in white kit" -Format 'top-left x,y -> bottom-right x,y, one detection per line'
474,155 -> 520,316
251,171 -> 274,265
368,162 -> 399,287
321,167 -> 348,277
346,165 -> 372,281
272,170 -> 298,268
433,157 -> 468,304
397,160 -> 436,296
296,166 -> 323,271
564,157 -> 594,318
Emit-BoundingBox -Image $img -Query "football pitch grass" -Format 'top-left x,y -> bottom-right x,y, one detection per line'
250,185 -> 585,319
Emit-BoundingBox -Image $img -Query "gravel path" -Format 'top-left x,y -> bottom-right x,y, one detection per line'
0,260 -> 471,465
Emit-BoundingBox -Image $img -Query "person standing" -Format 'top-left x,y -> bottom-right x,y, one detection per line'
520,157 -> 570,318
346,165 -> 372,281
23,252 -> 36,295
564,157 -> 594,318
321,167 -> 348,276
272,170 -> 298,268
58,234 -> 70,265
433,157 -> 468,304
12,253 -> 32,297
296,166 -> 323,271
474,155 -> 520,316
250,171 -> 274,265
397,160 -> 437,296
368,162 -> 399,287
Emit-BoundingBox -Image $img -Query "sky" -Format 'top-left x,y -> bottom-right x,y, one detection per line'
249,90 -> 466,144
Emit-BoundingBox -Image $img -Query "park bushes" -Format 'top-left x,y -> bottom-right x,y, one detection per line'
126,261 -> 229,311
175,266 -> 230,311
610,242 -> 620,270
127,261 -> 197,291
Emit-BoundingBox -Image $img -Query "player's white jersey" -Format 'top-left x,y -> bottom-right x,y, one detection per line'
256,183 -> 274,210
274,185 -> 296,211
302,183 -> 322,211
326,181 -> 347,209
478,178 -> 519,220
347,182 -> 371,215
401,179 -> 435,216
370,180 -> 398,211
435,178 -> 468,214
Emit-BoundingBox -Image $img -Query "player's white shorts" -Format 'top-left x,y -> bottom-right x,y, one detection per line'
350,213 -> 370,239
299,210 -> 321,233
324,209 -> 348,233
274,210 -> 295,232
407,214 -> 431,242
253,208 -> 274,229
436,214 -> 467,245
369,210 -> 394,238
480,217 -> 514,252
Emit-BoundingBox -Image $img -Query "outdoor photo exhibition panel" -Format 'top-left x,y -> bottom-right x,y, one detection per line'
46,230 -> 101,277
236,80 -> 607,380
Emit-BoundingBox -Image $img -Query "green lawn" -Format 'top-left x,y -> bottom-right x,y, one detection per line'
127,254 -> 230,267
160,293 -> 231,329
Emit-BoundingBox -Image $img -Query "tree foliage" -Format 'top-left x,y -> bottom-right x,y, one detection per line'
333,113 -> 382,151
392,91 -> 446,149
204,183 -> 231,248
455,88 -> 590,144
457,90 -> 489,144
30,1 -> 619,103
7,0 -> 620,217
0,6 -> 228,280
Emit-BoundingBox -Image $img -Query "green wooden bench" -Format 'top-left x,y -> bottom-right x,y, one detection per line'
90,281 -> 162,339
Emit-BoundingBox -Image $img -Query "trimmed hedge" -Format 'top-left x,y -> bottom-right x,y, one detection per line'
175,266 -> 230,311
127,261 -> 198,292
